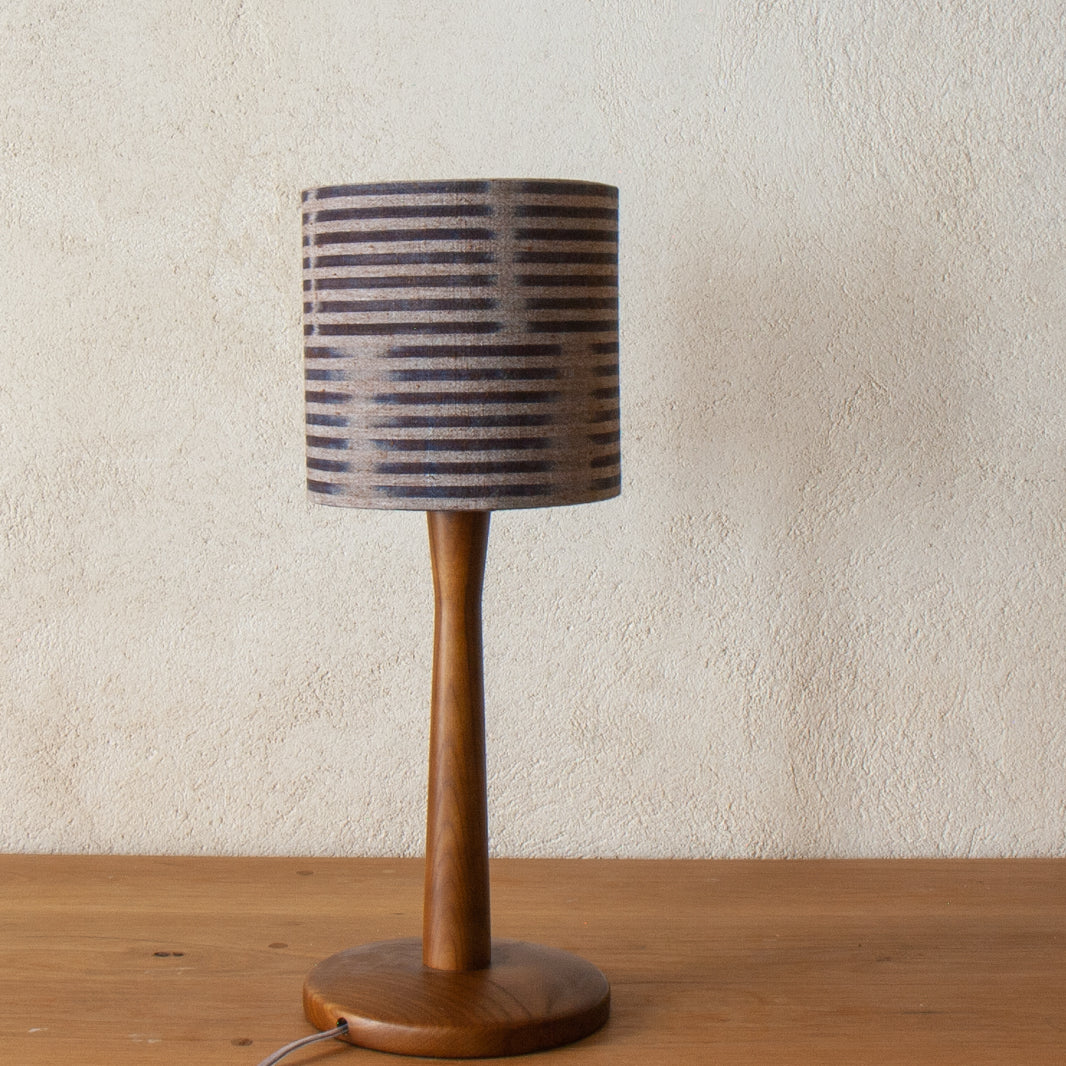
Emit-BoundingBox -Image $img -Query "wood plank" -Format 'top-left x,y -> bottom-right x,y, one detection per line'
0,856 -> 1063,1064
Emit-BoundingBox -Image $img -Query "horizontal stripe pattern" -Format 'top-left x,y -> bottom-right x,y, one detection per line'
515,250 -> 616,264
305,204 -> 492,223
385,343 -> 560,360
311,274 -> 497,290
302,178 -> 620,510
308,226 -> 497,246
372,436 -> 552,452
514,227 -> 617,242
307,297 -> 498,313
377,413 -> 553,428
304,180 -> 492,200
514,205 -> 617,220
305,252 -> 496,269
307,321 -> 502,336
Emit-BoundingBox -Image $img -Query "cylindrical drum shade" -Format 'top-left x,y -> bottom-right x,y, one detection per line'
302,179 -> 620,510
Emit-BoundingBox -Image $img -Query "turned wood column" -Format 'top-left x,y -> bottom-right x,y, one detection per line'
423,510 -> 492,971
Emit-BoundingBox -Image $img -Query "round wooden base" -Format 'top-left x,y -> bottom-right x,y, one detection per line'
303,937 -> 610,1058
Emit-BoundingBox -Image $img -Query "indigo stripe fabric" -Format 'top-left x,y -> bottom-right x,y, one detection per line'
302,179 -> 620,510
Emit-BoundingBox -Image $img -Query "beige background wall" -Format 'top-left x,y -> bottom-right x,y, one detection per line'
2,1 -> 1064,857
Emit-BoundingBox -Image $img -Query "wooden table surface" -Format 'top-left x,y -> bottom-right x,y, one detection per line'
1,855 -> 1063,1064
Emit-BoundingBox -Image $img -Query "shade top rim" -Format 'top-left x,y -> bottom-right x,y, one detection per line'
302,178 -> 618,198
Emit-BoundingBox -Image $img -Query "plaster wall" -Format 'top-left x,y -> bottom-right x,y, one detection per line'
1,0 -> 1064,857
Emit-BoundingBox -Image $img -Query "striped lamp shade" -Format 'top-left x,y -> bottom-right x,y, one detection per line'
302,179 -> 620,510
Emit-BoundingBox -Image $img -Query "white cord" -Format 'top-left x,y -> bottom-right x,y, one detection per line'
254,1021 -> 350,1065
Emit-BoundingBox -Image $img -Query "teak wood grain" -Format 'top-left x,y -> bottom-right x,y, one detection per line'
1,855 -> 1063,1064
423,509 -> 492,972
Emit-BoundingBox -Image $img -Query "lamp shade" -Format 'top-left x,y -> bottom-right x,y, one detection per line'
302,179 -> 619,510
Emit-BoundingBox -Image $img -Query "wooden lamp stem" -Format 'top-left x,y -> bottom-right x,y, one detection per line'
424,510 -> 491,971
302,509 -> 609,1057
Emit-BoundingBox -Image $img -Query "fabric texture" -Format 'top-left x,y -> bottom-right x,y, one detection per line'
302,179 -> 620,510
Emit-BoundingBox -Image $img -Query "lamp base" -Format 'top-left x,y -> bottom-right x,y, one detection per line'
303,937 -> 610,1058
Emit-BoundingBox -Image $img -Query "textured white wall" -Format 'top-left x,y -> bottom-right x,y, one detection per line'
2,1 -> 1064,857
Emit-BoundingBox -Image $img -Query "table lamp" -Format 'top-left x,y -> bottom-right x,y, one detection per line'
300,178 -> 620,1057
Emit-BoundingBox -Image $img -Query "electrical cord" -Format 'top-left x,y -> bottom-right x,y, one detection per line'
254,1021 -> 350,1065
